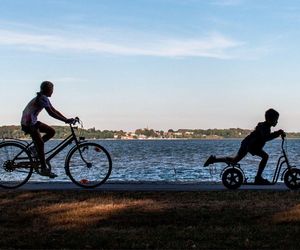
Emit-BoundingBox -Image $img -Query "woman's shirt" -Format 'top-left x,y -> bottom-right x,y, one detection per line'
21,93 -> 52,126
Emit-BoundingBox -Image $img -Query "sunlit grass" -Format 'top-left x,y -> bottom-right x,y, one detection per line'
30,199 -> 160,229
273,204 -> 300,223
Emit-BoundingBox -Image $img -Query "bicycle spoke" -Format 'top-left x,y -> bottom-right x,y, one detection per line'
13,169 -> 32,174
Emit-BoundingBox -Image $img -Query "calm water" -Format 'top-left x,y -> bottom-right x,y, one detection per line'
27,139 -> 300,183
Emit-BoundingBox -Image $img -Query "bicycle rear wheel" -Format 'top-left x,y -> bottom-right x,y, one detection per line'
65,142 -> 112,188
0,142 -> 33,189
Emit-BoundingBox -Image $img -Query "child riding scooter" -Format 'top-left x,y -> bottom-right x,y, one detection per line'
204,108 -> 285,184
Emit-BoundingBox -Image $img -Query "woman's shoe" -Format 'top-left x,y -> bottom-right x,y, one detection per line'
38,167 -> 58,179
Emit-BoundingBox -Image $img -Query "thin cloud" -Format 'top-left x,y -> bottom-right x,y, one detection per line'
211,0 -> 243,6
0,29 -> 242,59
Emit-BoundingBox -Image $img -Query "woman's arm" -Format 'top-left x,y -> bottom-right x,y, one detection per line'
45,106 -> 68,123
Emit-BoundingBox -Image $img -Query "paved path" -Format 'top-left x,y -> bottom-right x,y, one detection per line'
3,182 -> 289,191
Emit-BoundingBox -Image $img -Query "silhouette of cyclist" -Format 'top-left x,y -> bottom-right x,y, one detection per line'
21,81 -> 75,178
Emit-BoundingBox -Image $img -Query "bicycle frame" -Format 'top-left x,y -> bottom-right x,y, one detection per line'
44,126 -> 79,163
45,125 -> 91,168
7,123 -> 86,170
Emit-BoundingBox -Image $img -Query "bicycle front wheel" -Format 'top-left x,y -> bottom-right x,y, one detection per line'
0,142 -> 33,189
65,142 -> 112,188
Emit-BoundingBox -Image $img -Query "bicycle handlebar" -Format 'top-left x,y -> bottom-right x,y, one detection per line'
74,117 -> 80,125
67,117 -> 80,126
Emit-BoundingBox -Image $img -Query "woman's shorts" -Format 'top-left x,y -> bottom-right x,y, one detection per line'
21,121 -> 41,135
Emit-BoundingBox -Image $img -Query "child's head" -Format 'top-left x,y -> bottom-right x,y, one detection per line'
40,81 -> 54,97
265,108 -> 279,126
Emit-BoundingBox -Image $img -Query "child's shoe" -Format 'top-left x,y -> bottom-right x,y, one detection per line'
204,155 -> 216,167
254,176 -> 271,185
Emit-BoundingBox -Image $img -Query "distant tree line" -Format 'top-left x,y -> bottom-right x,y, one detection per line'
0,126 -> 117,139
1,126 -> 300,139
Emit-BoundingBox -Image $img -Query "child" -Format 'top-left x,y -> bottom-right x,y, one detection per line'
204,108 -> 285,184
21,81 -> 75,178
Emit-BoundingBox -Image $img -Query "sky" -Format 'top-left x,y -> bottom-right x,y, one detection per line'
1,0 -> 300,131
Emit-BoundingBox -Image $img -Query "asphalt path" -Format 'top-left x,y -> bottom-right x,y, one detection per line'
0,181 -> 290,191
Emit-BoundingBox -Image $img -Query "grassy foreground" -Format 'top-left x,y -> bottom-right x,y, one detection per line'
1,190 -> 300,249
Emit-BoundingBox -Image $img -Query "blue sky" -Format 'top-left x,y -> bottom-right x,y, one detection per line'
1,0 -> 300,131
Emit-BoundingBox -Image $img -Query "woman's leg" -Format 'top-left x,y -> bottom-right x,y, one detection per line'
29,127 -> 47,168
29,123 -> 57,178
37,122 -> 55,142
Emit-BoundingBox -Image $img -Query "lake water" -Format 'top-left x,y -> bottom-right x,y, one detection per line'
28,139 -> 300,183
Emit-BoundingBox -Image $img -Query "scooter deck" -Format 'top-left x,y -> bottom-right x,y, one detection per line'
243,182 -> 276,185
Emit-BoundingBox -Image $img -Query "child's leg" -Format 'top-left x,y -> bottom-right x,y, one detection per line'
204,147 -> 247,166
37,122 -> 55,142
254,150 -> 269,178
215,149 -> 247,164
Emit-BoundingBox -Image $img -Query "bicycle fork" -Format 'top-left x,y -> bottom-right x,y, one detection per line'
79,145 -> 92,168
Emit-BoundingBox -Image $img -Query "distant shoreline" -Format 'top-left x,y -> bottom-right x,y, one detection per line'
2,125 -> 300,140
7,137 -> 300,141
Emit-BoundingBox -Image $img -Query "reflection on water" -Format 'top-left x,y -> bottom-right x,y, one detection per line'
19,139 -> 300,183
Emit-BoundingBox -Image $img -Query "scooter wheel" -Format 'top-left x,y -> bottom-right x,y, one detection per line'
222,168 -> 243,190
284,168 -> 300,190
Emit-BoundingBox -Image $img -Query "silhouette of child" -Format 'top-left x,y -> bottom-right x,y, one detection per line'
21,81 -> 75,178
204,108 -> 285,184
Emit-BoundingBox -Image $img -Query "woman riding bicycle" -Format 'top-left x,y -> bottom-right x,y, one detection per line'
21,81 -> 75,178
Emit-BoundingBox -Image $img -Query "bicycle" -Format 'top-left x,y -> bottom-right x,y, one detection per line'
220,136 -> 300,190
0,118 -> 112,189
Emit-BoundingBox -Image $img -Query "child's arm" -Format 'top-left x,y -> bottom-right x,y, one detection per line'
261,128 -> 284,141
266,130 -> 284,141
257,124 -> 284,141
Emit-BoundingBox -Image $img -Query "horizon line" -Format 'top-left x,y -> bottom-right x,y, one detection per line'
1,124 -> 300,133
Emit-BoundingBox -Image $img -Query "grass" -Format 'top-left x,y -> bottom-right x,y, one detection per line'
1,190 -> 300,249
